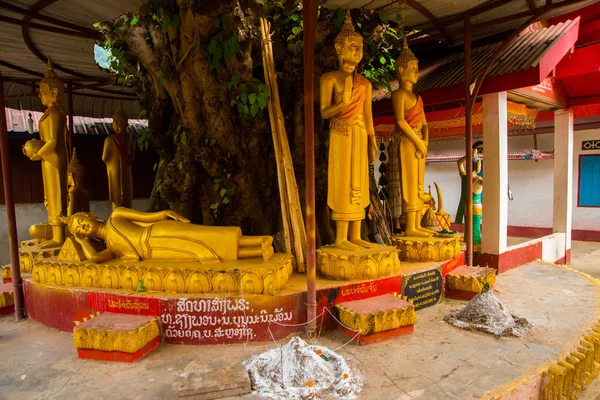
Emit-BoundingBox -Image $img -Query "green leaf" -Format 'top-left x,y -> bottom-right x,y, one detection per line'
214,178 -> 222,183
380,56 -> 387,64
210,203 -> 220,210
248,93 -> 257,105
213,183 -> 219,191
227,173 -> 231,179
379,11 -> 389,23
196,38 -> 201,51
213,17 -> 221,28
222,197 -> 230,204
178,161 -> 183,170
181,131 -> 187,144
161,18 -> 169,31
257,91 -> 268,109
258,83 -> 268,92
130,17 -> 139,26
250,102 -> 258,117
158,158 -> 164,168
220,188 -> 227,198
221,15 -> 228,29
153,163 -> 157,171
157,76 -> 163,88
290,14 -> 300,22
209,139 -> 216,146
292,26 -> 302,35
241,90 -> 248,105
333,9 -> 345,29
208,39 -> 217,54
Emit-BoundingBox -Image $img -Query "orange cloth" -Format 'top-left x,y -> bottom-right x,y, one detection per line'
333,73 -> 367,124
405,95 -> 424,129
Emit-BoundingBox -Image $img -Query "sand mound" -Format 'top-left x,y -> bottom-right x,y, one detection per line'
244,336 -> 362,399
445,291 -> 531,338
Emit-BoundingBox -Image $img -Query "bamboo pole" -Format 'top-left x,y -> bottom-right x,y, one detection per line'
261,19 -> 307,270
259,19 -> 293,257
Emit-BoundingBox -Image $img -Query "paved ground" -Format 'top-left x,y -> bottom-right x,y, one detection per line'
1,242 -> 600,400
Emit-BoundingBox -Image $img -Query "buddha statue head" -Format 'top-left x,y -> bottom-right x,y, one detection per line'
334,10 -> 364,68
112,104 -> 129,135
67,147 -> 85,187
38,58 -> 64,107
66,211 -> 103,237
395,37 -> 419,85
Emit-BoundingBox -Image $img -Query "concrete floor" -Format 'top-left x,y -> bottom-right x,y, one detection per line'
1,242 -> 600,400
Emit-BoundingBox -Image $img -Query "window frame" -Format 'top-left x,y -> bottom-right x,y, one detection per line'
578,154 -> 600,208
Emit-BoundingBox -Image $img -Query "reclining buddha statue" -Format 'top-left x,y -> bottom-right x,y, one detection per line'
65,207 -> 274,264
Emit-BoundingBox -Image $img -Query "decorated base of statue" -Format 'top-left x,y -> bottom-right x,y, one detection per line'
1,264 -> 11,283
73,312 -> 161,362
316,245 -> 400,280
336,294 -> 416,345
19,240 -> 61,273
32,252 -> 293,296
392,234 -> 461,262
445,265 -> 497,300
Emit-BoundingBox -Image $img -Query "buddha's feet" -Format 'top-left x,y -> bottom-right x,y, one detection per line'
418,226 -> 438,235
404,228 -> 433,238
334,240 -> 363,251
349,238 -> 382,249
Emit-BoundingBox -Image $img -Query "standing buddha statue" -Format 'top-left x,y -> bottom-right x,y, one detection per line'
67,147 -> 90,216
319,10 -> 378,250
22,58 -> 68,248
390,38 -> 435,238
103,105 -> 133,209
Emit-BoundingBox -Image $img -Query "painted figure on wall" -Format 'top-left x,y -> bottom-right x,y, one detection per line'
319,10 -> 378,250
456,140 -> 483,224
389,38 -> 435,237
103,105 -> 133,209
66,208 -> 274,264
22,58 -> 68,248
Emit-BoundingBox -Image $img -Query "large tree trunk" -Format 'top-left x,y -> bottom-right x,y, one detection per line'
98,1 -> 395,238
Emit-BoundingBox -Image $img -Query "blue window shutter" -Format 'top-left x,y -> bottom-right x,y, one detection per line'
579,155 -> 600,207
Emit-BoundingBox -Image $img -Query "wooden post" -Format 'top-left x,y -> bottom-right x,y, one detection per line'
464,14 -> 473,266
0,73 -> 26,320
67,81 -> 74,158
303,0 -> 319,333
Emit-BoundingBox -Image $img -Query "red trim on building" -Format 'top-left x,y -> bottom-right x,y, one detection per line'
475,241 -> 544,274
451,223 -> 600,242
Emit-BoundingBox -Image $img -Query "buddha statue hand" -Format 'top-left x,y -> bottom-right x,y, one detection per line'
165,210 -> 190,223
342,75 -> 353,106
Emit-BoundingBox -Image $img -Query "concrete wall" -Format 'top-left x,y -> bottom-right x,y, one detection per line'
0,199 -> 151,265
423,128 -> 600,232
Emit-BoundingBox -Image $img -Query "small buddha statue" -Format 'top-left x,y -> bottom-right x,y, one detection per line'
66,207 -> 274,263
22,58 -> 68,248
103,105 -> 133,209
390,38 -> 435,238
319,10 -> 378,251
67,148 -> 90,216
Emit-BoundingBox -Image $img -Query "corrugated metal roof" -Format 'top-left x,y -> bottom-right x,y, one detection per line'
5,107 -> 147,135
373,19 -> 579,100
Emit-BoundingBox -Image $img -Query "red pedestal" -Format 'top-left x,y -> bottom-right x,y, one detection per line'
339,324 -> 414,345
0,305 -> 14,315
76,336 -> 160,363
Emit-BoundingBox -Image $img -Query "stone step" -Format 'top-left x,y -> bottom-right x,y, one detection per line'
73,312 -> 161,362
0,282 -> 14,315
336,293 -> 416,345
445,265 -> 497,300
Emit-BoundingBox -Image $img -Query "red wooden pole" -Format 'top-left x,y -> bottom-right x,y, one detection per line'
464,14 -> 474,266
67,82 -> 74,158
0,74 -> 26,320
303,0 -> 319,333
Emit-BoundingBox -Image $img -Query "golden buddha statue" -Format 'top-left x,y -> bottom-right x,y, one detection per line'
28,147 -> 90,241
390,38 -> 435,238
67,148 -> 90,216
66,207 -> 274,263
103,105 -> 133,209
319,10 -> 378,251
22,58 -> 68,248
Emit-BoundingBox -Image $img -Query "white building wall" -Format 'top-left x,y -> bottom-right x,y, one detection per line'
0,198 -> 151,265
422,128 -> 600,232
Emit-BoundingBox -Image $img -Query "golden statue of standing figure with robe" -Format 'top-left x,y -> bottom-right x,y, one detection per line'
320,10 -> 378,251
67,148 -> 90,216
22,58 -> 68,248
103,105 -> 133,209
390,38 -> 435,238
